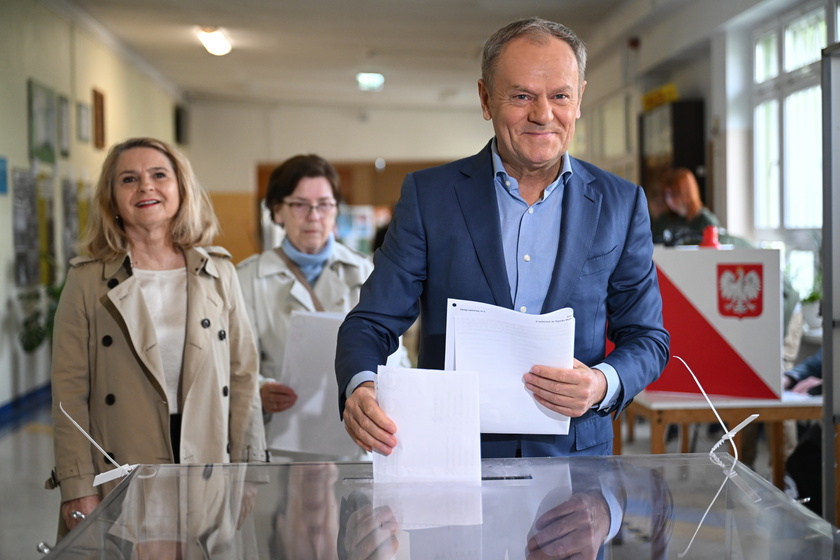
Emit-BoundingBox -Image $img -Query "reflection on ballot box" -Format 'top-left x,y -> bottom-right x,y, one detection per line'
650,246 -> 782,398
43,457 -> 839,559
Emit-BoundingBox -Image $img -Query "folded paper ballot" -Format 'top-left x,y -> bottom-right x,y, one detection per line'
444,299 -> 573,434
374,366 -> 482,483
270,311 -> 362,458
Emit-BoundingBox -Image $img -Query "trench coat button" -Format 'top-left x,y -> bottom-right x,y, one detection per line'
222,386 -> 229,397
201,318 -> 211,328
105,394 -> 116,405
107,452 -> 116,463
218,330 -> 226,341
102,336 -> 113,347
203,464 -> 213,479
107,278 -> 119,289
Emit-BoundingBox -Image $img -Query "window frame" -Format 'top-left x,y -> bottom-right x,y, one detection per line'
751,2 -> 828,298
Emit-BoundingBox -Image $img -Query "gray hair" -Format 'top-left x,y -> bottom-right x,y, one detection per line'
481,17 -> 587,93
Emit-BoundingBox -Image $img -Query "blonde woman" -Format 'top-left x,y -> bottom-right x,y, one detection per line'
48,137 -> 266,537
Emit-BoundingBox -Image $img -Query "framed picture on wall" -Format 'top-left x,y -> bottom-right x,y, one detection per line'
58,95 -> 70,157
76,102 -> 91,142
93,89 -> 105,149
27,79 -> 57,164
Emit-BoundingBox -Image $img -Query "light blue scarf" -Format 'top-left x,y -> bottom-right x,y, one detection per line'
281,234 -> 334,286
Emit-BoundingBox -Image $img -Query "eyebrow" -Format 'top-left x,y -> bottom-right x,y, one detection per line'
117,166 -> 170,176
286,196 -> 335,202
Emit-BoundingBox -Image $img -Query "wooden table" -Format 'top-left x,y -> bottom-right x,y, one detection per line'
614,390 -> 822,489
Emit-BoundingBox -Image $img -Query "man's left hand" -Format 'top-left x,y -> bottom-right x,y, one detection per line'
523,359 -> 607,417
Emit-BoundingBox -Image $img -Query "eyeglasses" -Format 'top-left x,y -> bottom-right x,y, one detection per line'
282,200 -> 338,218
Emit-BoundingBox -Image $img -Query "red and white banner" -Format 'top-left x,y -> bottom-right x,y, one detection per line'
647,247 -> 782,399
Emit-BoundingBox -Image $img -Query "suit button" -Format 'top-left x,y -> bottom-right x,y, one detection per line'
222,386 -> 229,397
105,394 -> 116,405
218,330 -> 226,341
201,319 -> 211,328
107,278 -> 119,289
102,336 -> 113,347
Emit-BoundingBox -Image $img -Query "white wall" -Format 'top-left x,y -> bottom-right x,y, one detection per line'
186,101 -> 493,194
0,0 -> 179,408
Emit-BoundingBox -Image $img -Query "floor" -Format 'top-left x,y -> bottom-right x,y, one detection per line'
0,402 -> 776,560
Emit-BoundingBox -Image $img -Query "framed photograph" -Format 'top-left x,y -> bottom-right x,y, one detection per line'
28,79 -> 57,164
93,89 -> 105,149
58,95 -> 70,157
76,102 -> 91,142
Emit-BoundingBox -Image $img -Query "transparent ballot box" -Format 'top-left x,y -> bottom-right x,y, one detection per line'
43,454 -> 837,559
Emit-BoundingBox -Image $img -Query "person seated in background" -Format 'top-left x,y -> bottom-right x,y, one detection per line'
783,349 -> 825,514
651,168 -> 719,245
237,154 -> 408,461
784,348 -> 823,395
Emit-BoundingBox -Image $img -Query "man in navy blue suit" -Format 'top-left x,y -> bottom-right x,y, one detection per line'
335,17 -> 669,459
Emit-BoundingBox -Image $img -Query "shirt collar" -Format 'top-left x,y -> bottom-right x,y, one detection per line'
490,138 -> 573,197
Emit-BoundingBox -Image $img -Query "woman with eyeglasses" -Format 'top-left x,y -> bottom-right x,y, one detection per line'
237,154 -> 407,460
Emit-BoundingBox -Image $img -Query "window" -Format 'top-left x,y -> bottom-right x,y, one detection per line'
752,4 -> 826,299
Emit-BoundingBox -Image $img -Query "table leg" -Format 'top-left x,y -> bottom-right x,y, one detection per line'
612,416 -> 622,455
770,421 -> 784,489
680,424 -> 690,454
650,413 -> 666,454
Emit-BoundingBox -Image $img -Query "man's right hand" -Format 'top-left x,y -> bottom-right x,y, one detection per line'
260,381 -> 298,414
61,495 -> 100,531
343,382 -> 397,455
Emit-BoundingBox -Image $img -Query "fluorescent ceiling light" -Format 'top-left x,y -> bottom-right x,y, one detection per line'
196,26 -> 232,56
356,72 -> 384,92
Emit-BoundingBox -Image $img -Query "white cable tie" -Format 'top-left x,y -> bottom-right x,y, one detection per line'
672,356 -> 762,557
59,402 -> 135,486
59,402 -> 121,470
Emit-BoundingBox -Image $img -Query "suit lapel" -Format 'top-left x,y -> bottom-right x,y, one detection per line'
454,147 -> 514,309
543,161 -> 602,312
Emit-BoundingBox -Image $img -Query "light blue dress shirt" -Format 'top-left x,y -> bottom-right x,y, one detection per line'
490,140 -> 619,411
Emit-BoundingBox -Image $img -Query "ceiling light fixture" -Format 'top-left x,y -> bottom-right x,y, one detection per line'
196,26 -> 232,56
356,72 -> 384,92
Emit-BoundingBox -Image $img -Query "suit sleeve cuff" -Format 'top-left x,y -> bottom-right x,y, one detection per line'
593,362 -> 620,411
346,371 -> 377,399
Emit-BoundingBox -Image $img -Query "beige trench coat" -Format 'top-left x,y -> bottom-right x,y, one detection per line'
48,246 -> 267,505
236,243 -> 374,384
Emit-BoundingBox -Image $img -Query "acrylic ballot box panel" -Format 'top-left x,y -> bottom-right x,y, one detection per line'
650,246 -> 782,398
42,455 -> 836,559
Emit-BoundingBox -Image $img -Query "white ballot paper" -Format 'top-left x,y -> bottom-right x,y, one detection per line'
444,298 -> 574,435
373,365 -> 481,483
267,311 -> 360,458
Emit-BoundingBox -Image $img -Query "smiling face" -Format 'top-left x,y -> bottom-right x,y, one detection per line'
273,176 -> 337,254
112,147 -> 181,239
478,35 -> 585,181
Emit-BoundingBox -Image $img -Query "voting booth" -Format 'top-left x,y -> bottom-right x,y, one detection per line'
649,246 -> 783,399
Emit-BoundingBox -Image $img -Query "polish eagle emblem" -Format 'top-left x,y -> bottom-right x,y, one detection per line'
718,264 -> 763,318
